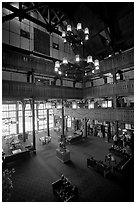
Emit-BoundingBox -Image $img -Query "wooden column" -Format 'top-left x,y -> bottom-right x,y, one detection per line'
30,98 -> 36,152
83,118 -> 87,137
22,101 -> 26,142
47,108 -> 50,136
65,117 -> 68,132
115,121 -> 119,138
16,102 -> 19,134
62,99 -> 65,136
36,103 -> 39,131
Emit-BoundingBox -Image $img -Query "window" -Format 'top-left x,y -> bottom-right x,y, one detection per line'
2,104 -> 17,136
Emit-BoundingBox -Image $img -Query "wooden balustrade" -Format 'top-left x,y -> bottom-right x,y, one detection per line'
3,45 -> 134,76
100,48 -> 134,72
84,79 -> 134,98
2,80 -> 83,100
53,107 -> 133,123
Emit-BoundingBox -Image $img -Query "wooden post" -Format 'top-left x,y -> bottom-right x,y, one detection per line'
22,101 -> 26,142
84,118 -> 87,137
47,108 -> 50,136
31,98 -> 36,152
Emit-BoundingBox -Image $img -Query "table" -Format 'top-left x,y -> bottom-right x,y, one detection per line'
56,148 -> 70,163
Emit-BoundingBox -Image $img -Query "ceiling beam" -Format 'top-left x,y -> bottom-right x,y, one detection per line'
3,3 -> 62,35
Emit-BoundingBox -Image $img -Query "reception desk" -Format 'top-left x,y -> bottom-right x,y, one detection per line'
56,148 -> 70,163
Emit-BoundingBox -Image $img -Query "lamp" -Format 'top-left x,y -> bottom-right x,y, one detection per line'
62,22 -> 89,45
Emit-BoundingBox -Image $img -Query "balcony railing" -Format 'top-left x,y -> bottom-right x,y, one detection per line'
3,44 -> 134,76
2,80 -> 83,100
53,107 -> 134,123
84,79 -> 134,98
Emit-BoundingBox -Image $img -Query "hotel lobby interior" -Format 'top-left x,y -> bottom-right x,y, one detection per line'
2,2 -> 134,202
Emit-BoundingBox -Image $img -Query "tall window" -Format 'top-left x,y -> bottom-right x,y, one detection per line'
25,103 -> 32,132
49,109 -> 54,128
2,104 -> 17,136
18,103 -> 23,133
38,103 -> 47,130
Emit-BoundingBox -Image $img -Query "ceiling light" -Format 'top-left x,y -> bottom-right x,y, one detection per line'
63,38 -> 67,43
94,59 -> 99,67
58,70 -> 62,75
55,67 -> 58,72
95,65 -> 99,70
62,31 -> 66,38
77,23 -> 82,30
85,27 -> 89,35
87,56 -> 93,63
75,55 -> 80,62
55,61 -> 60,68
85,35 -> 89,41
67,25 -> 72,32
63,57 -> 68,64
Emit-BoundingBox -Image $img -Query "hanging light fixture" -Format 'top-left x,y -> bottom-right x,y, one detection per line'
67,25 -> 72,32
87,56 -> 93,63
63,57 -> 68,64
85,35 -> 89,41
94,59 -> 99,67
77,23 -> 82,30
75,55 -> 80,62
58,70 -> 62,75
62,31 -> 66,38
55,61 -> 60,68
94,59 -> 99,70
84,27 -> 89,35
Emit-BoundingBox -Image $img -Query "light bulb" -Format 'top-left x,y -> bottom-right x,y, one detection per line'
94,59 -> 99,67
67,25 -> 72,32
87,56 -> 93,63
55,61 -> 60,68
58,70 -> 62,75
55,67 -> 58,72
62,31 -> 66,38
63,57 -> 68,64
77,23 -> 82,30
85,27 -> 89,34
63,38 -> 67,43
95,65 -> 99,70
85,35 -> 89,41
76,55 -> 80,62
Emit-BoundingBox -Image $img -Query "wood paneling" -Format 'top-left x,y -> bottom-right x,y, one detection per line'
84,79 -> 134,98
2,80 -> 83,100
53,107 -> 134,123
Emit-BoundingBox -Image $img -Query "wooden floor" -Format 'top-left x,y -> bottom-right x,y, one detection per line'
4,130 -> 134,202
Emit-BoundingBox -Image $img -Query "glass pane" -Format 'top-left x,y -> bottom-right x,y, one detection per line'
19,104 -> 22,110
9,111 -> 16,117
9,104 -> 16,110
25,103 -> 31,110
2,104 -> 8,111
18,111 -> 22,116
9,124 -> 16,135
2,111 -> 8,118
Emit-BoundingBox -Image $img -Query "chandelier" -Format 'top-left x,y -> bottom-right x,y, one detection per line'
62,23 -> 89,45
54,23 -> 100,78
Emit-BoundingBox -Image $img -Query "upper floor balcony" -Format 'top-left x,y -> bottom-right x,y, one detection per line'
2,80 -> 83,100
54,107 -> 134,124
84,79 -> 134,98
3,44 -> 134,77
